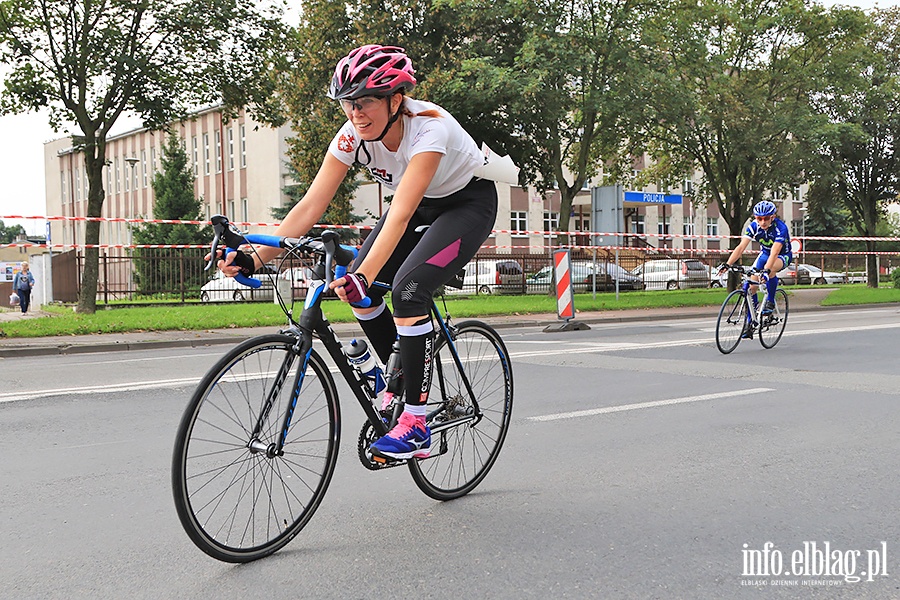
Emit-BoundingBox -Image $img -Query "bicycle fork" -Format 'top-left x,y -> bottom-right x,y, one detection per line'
247,335 -> 311,459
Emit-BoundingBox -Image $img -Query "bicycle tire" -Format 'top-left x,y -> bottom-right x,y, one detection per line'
172,334 -> 340,563
409,320 -> 513,501
715,290 -> 747,354
759,288 -> 789,349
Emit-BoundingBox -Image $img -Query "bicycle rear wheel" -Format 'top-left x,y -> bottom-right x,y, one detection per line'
715,290 -> 747,354
172,334 -> 340,563
409,320 -> 513,501
759,288 -> 789,349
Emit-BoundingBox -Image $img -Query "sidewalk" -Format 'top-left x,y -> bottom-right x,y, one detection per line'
0,288 -> 840,358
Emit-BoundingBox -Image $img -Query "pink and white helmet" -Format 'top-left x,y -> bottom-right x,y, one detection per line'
328,44 -> 416,100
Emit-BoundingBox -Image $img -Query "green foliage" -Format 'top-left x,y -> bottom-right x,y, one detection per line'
806,7 -> 900,260
274,0 -> 363,243
132,133 -> 211,294
0,220 -> 26,244
636,0 -> 867,248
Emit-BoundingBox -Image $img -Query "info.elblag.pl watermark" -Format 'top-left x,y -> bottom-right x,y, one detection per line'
741,541 -> 889,587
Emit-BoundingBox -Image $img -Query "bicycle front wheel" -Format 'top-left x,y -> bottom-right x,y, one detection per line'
172,334 -> 340,563
759,288 -> 789,349
715,290 -> 748,354
409,320 -> 513,501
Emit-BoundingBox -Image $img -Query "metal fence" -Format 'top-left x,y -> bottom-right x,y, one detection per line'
49,247 -> 900,304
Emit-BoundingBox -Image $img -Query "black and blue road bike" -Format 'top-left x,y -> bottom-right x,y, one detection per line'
171,215 -> 513,562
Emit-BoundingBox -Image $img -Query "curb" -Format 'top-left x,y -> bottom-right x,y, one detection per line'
0,302 -> 873,359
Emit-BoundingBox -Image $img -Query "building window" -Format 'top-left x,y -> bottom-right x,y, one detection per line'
683,221 -> 695,236
227,128 -> 234,170
192,136 -> 199,177
60,170 -> 68,203
115,158 -> 121,193
141,150 -> 147,187
203,133 -> 210,175
150,147 -> 157,176
241,198 -> 248,222
658,215 -> 670,235
229,200 -> 236,219
510,211 -> 527,234
543,211 -> 558,236
240,125 -> 247,168
706,218 -> 719,236
74,168 -> 81,201
771,189 -> 782,201
215,130 -> 222,173
631,214 -> 645,235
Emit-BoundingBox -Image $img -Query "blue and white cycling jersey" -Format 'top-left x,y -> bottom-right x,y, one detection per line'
744,217 -> 792,267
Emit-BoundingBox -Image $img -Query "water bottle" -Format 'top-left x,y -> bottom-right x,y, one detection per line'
344,339 -> 386,399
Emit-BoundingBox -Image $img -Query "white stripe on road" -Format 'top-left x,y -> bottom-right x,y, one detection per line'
528,387 -> 774,422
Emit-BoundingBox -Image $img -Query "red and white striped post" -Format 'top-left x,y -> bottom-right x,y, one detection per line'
554,249 -> 575,321
544,249 -> 590,332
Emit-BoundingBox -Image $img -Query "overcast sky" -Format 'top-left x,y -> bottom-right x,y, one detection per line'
0,0 -> 895,236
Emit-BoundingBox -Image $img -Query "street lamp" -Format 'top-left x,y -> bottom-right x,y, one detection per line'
124,156 -> 139,219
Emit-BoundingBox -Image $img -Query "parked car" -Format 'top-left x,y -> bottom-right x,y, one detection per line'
527,262 -> 643,293
796,264 -> 847,285
200,266 -> 277,302
448,259 -> 525,295
777,264 -> 811,286
630,259 -> 710,290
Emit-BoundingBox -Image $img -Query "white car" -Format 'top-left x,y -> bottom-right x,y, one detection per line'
446,259 -> 525,295
797,264 -> 847,285
199,267 -> 277,302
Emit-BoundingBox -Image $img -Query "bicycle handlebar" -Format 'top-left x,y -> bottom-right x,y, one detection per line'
206,214 -> 357,291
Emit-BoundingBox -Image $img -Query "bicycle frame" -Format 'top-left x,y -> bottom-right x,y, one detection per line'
233,231 -> 482,459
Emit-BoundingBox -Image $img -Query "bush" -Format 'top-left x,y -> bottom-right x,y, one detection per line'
892,267 -> 900,289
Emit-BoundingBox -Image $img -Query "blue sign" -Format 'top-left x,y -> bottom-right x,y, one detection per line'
624,191 -> 683,205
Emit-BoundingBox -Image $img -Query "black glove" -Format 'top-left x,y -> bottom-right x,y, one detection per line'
229,250 -> 256,276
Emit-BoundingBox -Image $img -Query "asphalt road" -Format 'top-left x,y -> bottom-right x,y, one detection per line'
2,306 -> 900,599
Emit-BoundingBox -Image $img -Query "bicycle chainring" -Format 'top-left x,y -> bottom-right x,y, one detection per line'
357,419 -> 406,471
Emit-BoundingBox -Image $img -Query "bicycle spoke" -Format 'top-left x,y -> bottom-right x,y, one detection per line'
173,336 -> 339,562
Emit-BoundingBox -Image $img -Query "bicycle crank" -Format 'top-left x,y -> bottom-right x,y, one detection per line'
357,420 -> 407,471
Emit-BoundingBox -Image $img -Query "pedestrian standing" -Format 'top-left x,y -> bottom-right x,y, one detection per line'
12,262 -> 35,314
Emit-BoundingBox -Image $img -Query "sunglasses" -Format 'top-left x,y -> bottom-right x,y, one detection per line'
339,96 -> 384,114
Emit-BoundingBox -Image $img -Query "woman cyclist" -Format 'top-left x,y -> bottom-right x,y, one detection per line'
719,200 -> 793,324
217,44 -> 498,461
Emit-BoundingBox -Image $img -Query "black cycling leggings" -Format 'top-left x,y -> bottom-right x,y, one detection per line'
354,177 -> 498,318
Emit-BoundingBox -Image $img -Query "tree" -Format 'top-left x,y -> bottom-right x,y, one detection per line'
0,0 -> 289,312
807,8 -> 900,286
132,132 -> 211,295
0,220 -> 26,244
426,0 -> 656,242
634,0 -> 866,268
273,0 -> 365,243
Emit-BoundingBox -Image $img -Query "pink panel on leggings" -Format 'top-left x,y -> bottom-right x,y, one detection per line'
425,238 -> 461,268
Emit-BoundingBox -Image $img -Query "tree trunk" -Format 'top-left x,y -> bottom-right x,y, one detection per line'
866,244 -> 879,289
76,141 -> 106,314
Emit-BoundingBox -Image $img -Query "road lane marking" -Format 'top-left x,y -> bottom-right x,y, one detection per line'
528,388 -> 774,422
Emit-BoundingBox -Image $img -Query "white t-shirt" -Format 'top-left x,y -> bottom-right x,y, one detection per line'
328,98 -> 483,199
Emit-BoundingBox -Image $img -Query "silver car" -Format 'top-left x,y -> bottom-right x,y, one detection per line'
631,259 -> 710,290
